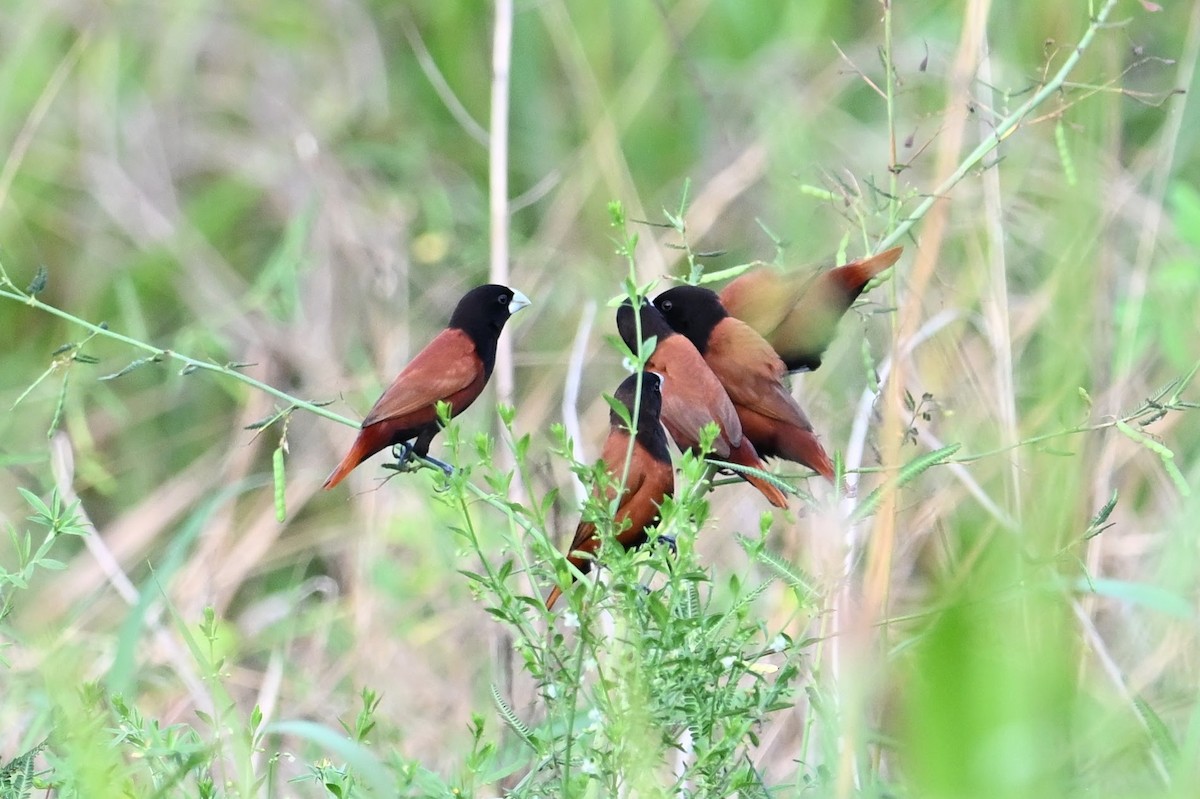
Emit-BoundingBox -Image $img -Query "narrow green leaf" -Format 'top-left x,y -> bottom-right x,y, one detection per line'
490,683 -> 538,752
1084,490 -> 1118,539
245,412 -> 284,431
601,389 -> 633,429
1076,576 -> 1194,620
99,355 -> 164,381
273,446 -> 287,522
1115,420 -> 1173,458
723,578 -> 773,619
707,458 -> 796,495
740,535 -> 815,598
46,372 -> 69,438
18,488 -> 52,522
608,200 -> 625,227
851,444 -> 961,522
696,262 -> 755,284
10,364 -> 57,410
1162,457 -> 1192,497
1116,421 -> 1190,495
799,184 -> 837,201
1167,358 -> 1200,405
1055,119 -> 1077,186
1133,695 -> 1180,765
638,334 -> 658,363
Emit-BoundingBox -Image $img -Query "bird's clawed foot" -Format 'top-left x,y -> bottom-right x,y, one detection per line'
656,534 -> 677,556
384,443 -> 455,477
385,442 -> 419,473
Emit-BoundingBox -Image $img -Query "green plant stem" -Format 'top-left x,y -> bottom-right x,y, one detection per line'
771,392 -> 1196,481
883,0 -> 899,233
0,286 -> 354,429
454,492 -> 535,644
6,278 -> 1192,508
875,0 -> 1120,254
0,281 -> 573,602
559,612 -> 590,795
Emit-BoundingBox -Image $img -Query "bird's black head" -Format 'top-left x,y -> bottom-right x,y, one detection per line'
610,371 -> 663,429
449,284 -> 531,373
610,371 -> 669,462
652,285 -> 728,354
615,299 -> 674,355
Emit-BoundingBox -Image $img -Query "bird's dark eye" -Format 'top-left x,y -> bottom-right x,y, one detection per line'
661,300 -> 672,311
499,294 -> 509,305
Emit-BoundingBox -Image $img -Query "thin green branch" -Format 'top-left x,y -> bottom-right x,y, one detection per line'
0,274 -> 570,582
876,0 -> 1121,253
769,372 -> 1199,482
0,285 -> 355,429
882,0 -> 900,233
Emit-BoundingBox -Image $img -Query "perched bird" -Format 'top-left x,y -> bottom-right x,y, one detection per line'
322,284 -> 530,489
546,371 -> 674,610
616,300 -> 789,509
719,247 -> 903,372
653,285 -> 835,481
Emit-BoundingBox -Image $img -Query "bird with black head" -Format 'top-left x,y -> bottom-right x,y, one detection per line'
615,299 -> 789,508
323,284 -> 530,489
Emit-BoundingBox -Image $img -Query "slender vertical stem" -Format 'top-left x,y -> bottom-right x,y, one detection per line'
833,2 -> 898,791
842,1 -> 990,795
883,0 -> 899,234
0,32 -> 89,212
490,0 -> 516,428
973,16 -> 1022,516
487,0 -> 523,776
562,301 -> 597,504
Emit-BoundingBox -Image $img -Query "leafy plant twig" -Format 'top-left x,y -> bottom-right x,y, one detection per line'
876,0 -> 1121,254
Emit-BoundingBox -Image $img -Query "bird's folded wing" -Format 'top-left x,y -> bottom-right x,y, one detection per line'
706,319 -> 814,428
361,328 -> 482,426
655,340 -> 744,454
719,266 -> 810,338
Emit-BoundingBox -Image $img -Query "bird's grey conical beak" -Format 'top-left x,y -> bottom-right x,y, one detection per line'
508,289 -> 531,315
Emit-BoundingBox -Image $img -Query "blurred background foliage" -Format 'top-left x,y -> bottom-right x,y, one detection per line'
2,0 -> 1199,796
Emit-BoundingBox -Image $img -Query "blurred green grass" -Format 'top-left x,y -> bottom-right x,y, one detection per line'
2,0 -> 1199,796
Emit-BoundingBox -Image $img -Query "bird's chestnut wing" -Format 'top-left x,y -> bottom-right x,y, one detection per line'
361,328 -> 483,426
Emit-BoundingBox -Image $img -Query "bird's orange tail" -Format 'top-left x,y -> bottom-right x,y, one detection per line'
830,246 -> 904,296
322,431 -> 379,490
724,440 -> 790,509
545,542 -> 594,610
777,427 -> 836,483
